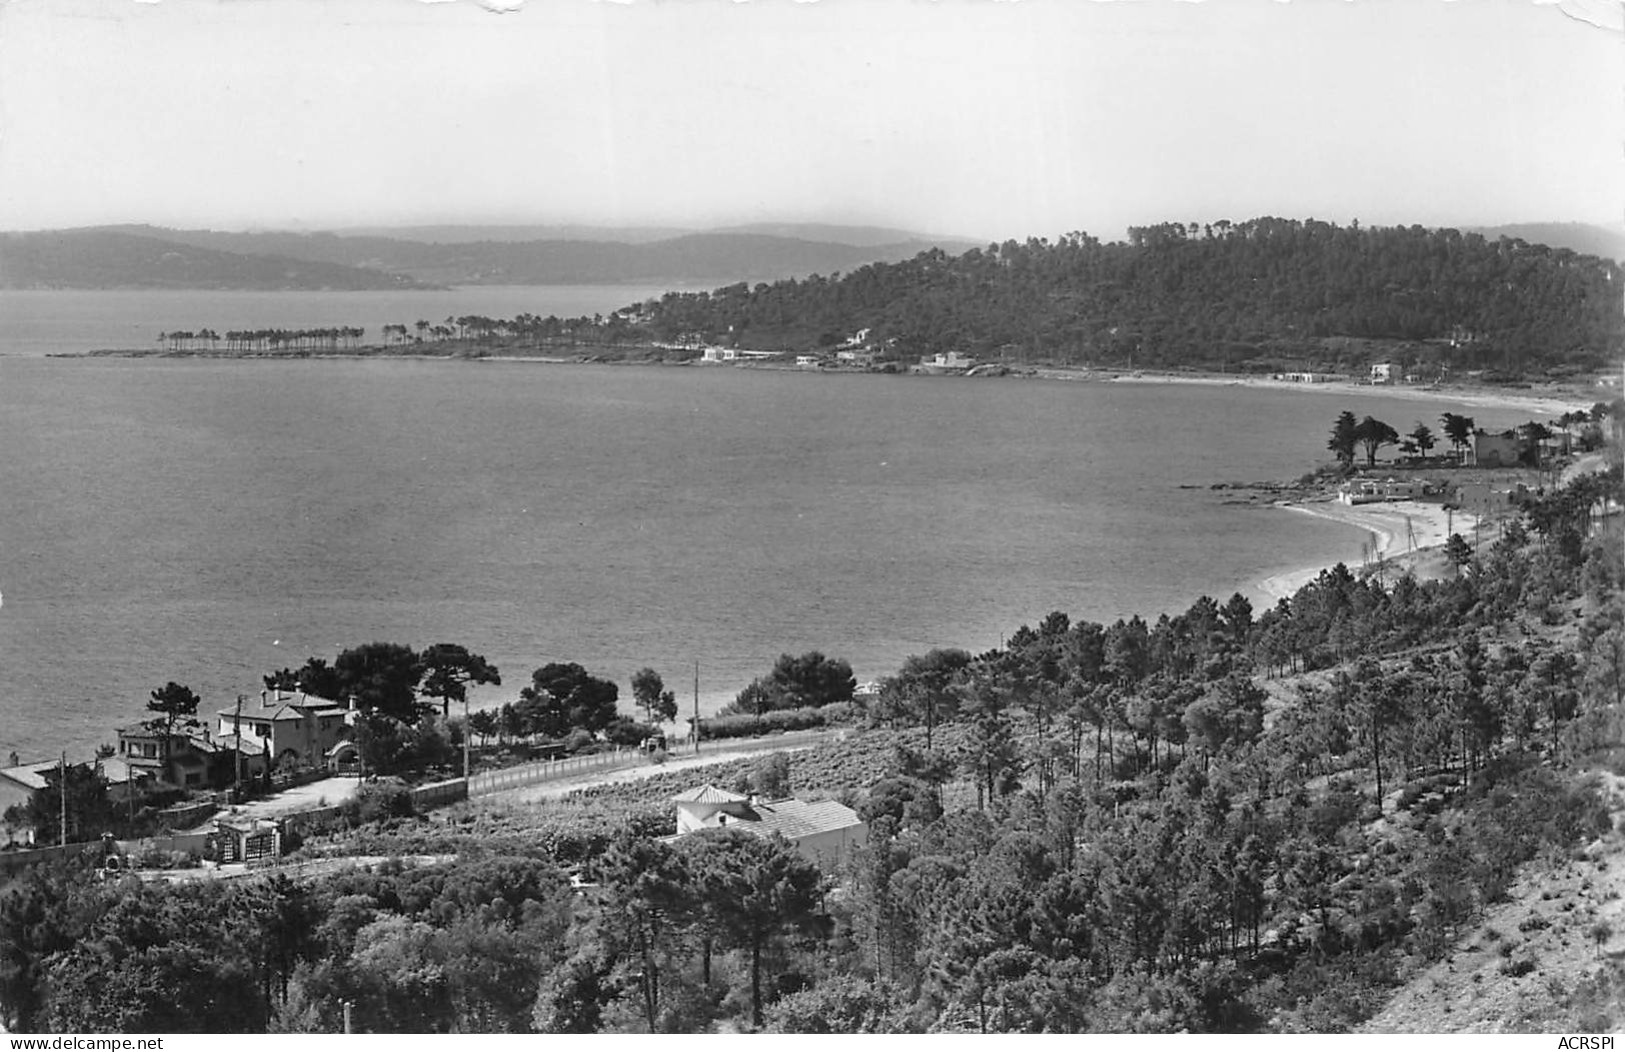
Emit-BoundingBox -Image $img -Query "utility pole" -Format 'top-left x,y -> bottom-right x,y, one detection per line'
693,660 -> 700,755
462,693 -> 471,783
233,694 -> 245,793
59,751 -> 67,847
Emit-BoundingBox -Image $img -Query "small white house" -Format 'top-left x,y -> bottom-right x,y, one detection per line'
1369,363 -> 1395,384
670,784 -> 869,870
919,351 -> 975,371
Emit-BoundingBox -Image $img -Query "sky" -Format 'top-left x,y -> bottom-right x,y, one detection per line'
0,0 -> 1619,242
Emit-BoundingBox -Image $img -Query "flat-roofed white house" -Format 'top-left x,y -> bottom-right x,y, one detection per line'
670,784 -> 868,870
918,351 -> 975,372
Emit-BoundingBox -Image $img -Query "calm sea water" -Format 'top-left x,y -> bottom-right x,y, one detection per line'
0,291 -> 1539,761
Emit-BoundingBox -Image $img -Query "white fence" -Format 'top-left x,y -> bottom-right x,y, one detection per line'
467,746 -> 641,796
465,730 -> 844,797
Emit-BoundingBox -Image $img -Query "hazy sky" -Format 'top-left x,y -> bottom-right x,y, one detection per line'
0,0 -> 1618,241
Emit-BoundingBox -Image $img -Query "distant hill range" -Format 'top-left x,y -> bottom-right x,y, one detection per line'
4,219 -> 1615,296
1467,222 -> 1625,263
0,223 -> 983,290
0,229 -> 435,291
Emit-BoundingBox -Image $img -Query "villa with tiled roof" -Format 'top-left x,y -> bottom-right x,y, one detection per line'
215,690 -> 353,772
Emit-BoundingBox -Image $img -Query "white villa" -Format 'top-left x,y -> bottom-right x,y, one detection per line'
669,784 -> 868,869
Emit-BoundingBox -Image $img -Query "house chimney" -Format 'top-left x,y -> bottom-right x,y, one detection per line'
261,690 -> 268,706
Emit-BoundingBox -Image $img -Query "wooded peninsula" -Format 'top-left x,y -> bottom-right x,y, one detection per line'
74,218 -> 1624,385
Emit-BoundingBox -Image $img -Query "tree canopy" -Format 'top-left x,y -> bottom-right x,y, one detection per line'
516,663 -> 620,739
731,651 -> 857,715
418,643 -> 501,719
630,668 -> 679,725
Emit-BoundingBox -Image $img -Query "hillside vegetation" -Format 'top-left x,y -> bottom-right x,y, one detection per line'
2,448 -> 1619,1034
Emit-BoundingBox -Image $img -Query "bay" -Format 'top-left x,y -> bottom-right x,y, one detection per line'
0,291 -> 1543,763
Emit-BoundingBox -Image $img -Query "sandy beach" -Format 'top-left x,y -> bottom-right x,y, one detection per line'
1260,497 -> 1479,603
1100,371 -> 1590,419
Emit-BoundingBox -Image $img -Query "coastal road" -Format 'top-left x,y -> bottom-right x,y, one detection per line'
484,732 -> 840,804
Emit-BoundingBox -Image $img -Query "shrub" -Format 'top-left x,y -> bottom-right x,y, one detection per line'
1500,957 -> 1537,978
1396,784 -> 1426,811
1519,914 -> 1551,933
346,777 -> 416,824
603,716 -> 661,747
700,706 -> 832,740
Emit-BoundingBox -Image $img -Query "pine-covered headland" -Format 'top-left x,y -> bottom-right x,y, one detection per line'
629,218 -> 1625,380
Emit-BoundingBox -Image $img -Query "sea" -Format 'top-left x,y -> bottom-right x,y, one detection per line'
0,288 -> 1545,762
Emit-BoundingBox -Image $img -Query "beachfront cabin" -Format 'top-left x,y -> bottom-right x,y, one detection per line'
1369,363 -> 1395,384
669,783 -> 868,870
1471,429 -> 1524,468
917,351 -> 975,373
700,346 -> 738,362
795,355 -> 821,368
1338,478 -> 1422,505
216,691 -> 352,773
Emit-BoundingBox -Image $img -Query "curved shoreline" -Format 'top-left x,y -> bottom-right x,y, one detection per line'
1260,498 -> 1480,603
1104,372 -> 1585,420
41,349 -> 1596,418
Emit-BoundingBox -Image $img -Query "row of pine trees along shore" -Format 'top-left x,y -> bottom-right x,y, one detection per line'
1,437 -> 1621,1033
